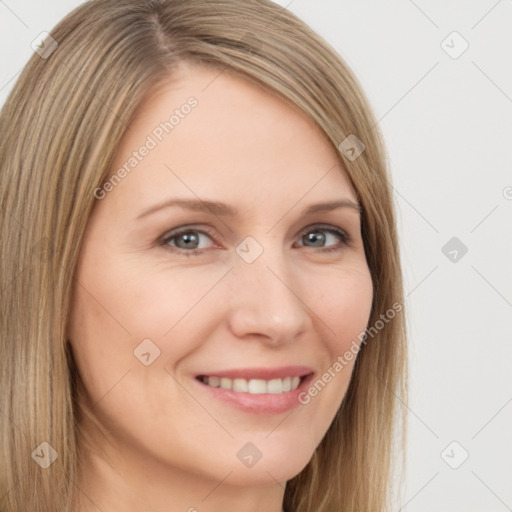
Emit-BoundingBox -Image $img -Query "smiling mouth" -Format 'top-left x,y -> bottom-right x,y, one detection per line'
196,374 -> 310,394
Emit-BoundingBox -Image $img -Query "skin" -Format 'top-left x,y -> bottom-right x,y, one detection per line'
68,60 -> 373,512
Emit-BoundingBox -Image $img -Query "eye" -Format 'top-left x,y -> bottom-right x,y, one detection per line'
160,224 -> 351,257
296,224 -> 350,253
160,226 -> 217,257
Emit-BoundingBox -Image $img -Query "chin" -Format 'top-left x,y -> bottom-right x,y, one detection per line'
225,463 -> 306,488
224,446 -> 313,487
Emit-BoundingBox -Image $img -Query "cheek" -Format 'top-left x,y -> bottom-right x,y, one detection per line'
67,279 -> 134,406
300,264 -> 372,397
313,264 -> 374,350
67,258 -> 214,394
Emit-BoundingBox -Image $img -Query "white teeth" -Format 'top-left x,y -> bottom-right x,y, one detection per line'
233,378 -> 248,392
220,377 -> 232,390
200,375 -> 303,394
267,378 -> 283,394
248,379 -> 267,394
207,376 -> 220,388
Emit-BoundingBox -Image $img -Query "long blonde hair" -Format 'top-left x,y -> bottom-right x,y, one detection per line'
0,1 -> 408,510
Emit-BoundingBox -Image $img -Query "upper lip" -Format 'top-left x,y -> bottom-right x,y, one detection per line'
196,365 -> 314,381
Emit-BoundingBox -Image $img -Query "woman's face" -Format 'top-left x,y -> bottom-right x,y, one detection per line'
68,60 -> 373,488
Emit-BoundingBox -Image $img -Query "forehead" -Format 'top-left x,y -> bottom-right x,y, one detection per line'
105,60 -> 356,217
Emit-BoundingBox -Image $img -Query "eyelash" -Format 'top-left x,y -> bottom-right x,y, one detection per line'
159,224 -> 351,258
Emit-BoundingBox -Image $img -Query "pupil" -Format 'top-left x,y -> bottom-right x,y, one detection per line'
181,233 -> 197,248
307,232 -> 324,247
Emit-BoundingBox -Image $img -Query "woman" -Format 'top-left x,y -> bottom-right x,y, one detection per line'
0,1 -> 408,511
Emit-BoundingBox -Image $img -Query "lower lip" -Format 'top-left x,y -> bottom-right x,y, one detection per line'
193,374 -> 314,415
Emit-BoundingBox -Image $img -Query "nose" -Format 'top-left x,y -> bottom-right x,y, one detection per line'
226,244 -> 312,347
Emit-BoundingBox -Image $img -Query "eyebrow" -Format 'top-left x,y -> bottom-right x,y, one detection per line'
136,197 -> 362,220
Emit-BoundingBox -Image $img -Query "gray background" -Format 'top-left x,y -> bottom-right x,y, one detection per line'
1,1 -> 511,510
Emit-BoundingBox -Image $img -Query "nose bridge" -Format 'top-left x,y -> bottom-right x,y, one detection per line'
226,236 -> 310,342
